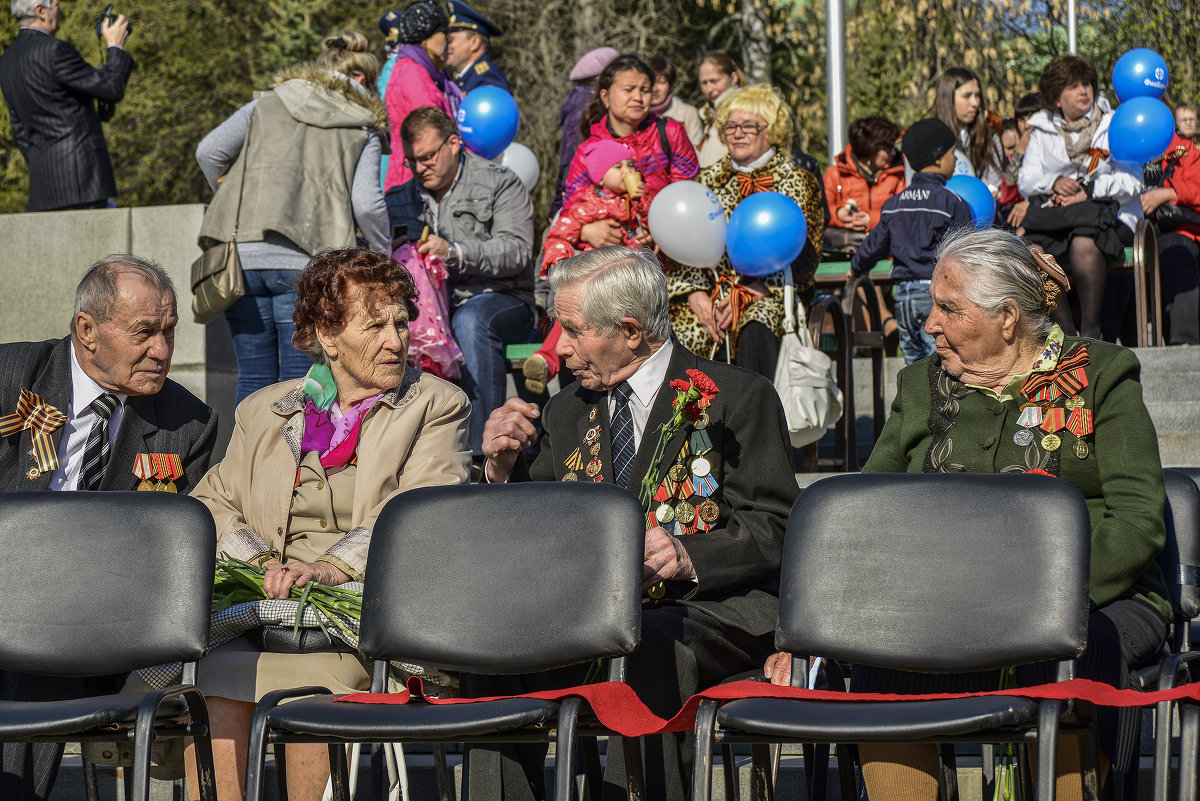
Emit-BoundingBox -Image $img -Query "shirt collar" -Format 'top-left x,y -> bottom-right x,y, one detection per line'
69,343 -> 127,416
621,339 -> 674,407
731,147 -> 777,173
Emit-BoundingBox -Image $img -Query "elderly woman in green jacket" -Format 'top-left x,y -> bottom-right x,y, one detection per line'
766,227 -> 1169,801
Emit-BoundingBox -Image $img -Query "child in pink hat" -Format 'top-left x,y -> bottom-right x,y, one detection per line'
523,140 -> 651,393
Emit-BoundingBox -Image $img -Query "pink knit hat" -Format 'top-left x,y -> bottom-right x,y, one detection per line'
569,47 -> 620,82
584,140 -> 635,184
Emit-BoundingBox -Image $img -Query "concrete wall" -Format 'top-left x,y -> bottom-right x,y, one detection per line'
0,204 -> 237,459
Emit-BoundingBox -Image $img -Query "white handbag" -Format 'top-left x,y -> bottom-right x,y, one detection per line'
772,276 -> 844,448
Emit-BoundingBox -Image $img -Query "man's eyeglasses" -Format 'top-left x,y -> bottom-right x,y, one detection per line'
405,135 -> 454,168
722,122 -> 765,138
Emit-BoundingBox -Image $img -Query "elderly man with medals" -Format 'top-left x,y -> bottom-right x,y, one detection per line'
479,245 -> 798,801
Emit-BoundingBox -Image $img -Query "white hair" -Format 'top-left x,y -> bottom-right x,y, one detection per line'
937,227 -> 1054,339
11,0 -> 42,21
549,246 -> 671,343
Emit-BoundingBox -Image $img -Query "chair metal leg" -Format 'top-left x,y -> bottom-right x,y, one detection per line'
1179,703 -> 1199,801
807,743 -> 829,801
982,744 -> 996,801
836,744 -> 860,801
582,736 -> 604,800
84,755 -> 101,801
276,744 -> 290,801
722,744 -> 738,801
750,744 -> 775,801
433,743 -> 456,801
555,697 -> 582,801
328,743 -> 352,801
938,745 -> 959,801
692,700 -> 719,801
123,768 -> 135,801
372,743 -> 388,801
245,710 -> 273,801
1036,701 -> 1063,801
1153,697 -> 1174,801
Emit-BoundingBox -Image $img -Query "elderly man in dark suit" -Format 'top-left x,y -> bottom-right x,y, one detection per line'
0,0 -> 132,211
478,245 -> 799,801
0,254 -> 217,801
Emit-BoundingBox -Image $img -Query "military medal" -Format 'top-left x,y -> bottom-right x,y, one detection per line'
26,466 -> 40,480
564,447 -> 584,473
697,499 -> 720,523
590,443 -> 601,456
648,583 -> 666,600
694,412 -> 709,430
1016,406 -> 1042,429
1066,396 -> 1085,409
1066,407 -> 1094,438
1013,429 -> 1034,446
689,428 -> 713,455
585,458 -> 602,477
655,502 -> 676,524
585,426 -> 600,444
133,453 -> 155,491
1041,433 -> 1061,451
162,454 -> 183,492
588,406 -> 598,422
691,456 -> 711,477
693,472 -> 718,496
669,464 -> 688,482
1073,439 -> 1089,459
562,472 -> 579,481
674,500 -> 696,525
1041,406 -> 1066,433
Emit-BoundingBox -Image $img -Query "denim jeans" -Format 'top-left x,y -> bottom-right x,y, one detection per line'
893,279 -> 936,364
223,269 -> 312,404
451,291 -> 534,452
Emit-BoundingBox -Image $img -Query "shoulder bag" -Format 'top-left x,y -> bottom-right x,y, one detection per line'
191,112 -> 253,324
772,275 -> 843,448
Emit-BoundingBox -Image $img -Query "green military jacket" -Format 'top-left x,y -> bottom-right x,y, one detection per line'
865,334 -> 1170,620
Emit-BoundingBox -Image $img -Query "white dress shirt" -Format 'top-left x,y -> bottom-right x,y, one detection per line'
48,346 -> 127,491
606,339 -> 674,450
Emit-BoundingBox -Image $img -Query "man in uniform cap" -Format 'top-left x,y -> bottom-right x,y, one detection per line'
444,0 -> 510,94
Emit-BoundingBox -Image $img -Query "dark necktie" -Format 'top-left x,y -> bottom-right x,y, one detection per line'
79,393 -> 119,491
610,382 -> 636,489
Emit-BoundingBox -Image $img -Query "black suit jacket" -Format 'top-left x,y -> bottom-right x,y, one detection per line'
522,344 -> 798,639
0,29 -> 133,211
0,338 -> 217,493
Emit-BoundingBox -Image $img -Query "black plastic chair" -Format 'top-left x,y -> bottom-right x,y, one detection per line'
0,492 -> 218,801
244,482 -> 645,801
692,473 -> 1095,801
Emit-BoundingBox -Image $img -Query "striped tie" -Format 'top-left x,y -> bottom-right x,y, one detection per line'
78,393 -> 119,491
610,382 -> 636,489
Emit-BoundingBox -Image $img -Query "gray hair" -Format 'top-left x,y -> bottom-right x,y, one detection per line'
11,0 -> 41,21
549,246 -> 671,344
73,255 -> 176,329
937,227 -> 1054,339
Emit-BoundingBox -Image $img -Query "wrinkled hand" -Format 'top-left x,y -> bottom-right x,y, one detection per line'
643,526 -> 695,590
101,14 -> 130,47
482,398 -> 541,482
1052,175 -> 1083,199
580,220 -> 624,248
764,651 -> 796,687
1142,186 -> 1178,215
688,290 -> 723,344
714,292 -> 734,332
1006,200 -> 1030,228
418,235 -> 452,260
263,560 -> 351,599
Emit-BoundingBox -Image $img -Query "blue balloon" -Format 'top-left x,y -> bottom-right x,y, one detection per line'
1108,97 -> 1175,165
1112,49 -> 1169,103
945,175 -> 996,231
725,191 -> 808,277
456,87 -> 519,160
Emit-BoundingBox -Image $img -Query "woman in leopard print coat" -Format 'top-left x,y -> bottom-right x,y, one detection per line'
667,83 -> 824,377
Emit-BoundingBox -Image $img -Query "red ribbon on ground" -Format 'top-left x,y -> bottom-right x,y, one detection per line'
337,676 -> 1200,739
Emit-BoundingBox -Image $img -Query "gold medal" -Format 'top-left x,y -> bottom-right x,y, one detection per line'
585,458 -> 602,477
647,583 -> 666,599
694,412 -> 709,430
691,456 -> 711,477
675,500 -> 696,525
1066,396 -> 1085,409
588,406 -> 598,422
697,499 -> 720,523
589,443 -> 601,456
1073,439 -> 1089,459
136,479 -> 155,491
565,447 -> 584,472
162,480 -> 178,493
655,502 -> 676,524
585,426 -> 600,444
1041,433 -> 1061,451
26,466 -> 40,480
562,472 -> 579,481
669,464 -> 688,482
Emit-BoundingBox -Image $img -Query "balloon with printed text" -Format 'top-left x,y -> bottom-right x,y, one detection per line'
457,87 -> 520,159
1112,49 -> 1169,103
647,181 -> 728,269
725,191 -> 808,277
946,175 -> 996,230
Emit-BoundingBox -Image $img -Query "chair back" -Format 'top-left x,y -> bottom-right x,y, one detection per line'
777,473 -> 1091,673
1164,469 -> 1200,626
359,483 -> 644,674
0,492 -> 216,676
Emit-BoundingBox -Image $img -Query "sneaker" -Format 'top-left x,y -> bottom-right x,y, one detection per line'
522,353 -> 550,395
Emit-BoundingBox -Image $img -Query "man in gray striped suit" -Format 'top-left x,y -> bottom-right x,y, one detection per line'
0,254 -> 217,800
0,0 -> 132,211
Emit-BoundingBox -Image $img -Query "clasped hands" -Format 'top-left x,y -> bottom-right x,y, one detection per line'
260,557 -> 350,599
687,279 -> 769,345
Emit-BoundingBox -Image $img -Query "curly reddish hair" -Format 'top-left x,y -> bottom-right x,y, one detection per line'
292,247 -> 420,361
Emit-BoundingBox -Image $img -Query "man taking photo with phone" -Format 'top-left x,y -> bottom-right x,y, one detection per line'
0,0 -> 132,212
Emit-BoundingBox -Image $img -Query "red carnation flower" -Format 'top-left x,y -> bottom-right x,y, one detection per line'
670,378 -> 691,393
685,369 -> 719,399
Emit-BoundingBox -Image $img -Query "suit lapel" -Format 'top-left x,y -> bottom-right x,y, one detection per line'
627,345 -> 698,497
568,386 -> 612,483
102,394 -> 158,491
21,338 -> 74,490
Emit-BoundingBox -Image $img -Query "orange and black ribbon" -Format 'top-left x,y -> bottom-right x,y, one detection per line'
0,389 -> 67,473
735,172 -> 775,197
1023,345 -> 1090,402
711,274 -> 760,339
1084,148 -> 1109,176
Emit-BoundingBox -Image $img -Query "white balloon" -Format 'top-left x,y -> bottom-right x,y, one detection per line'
647,181 -> 727,268
495,142 -> 539,192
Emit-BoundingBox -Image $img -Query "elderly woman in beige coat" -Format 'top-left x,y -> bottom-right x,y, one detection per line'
187,246 -> 471,801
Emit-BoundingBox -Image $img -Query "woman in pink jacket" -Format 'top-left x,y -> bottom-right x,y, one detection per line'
382,1 -> 463,238
562,54 -> 698,249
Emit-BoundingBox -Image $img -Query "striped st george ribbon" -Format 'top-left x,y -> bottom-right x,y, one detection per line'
0,388 -> 68,473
